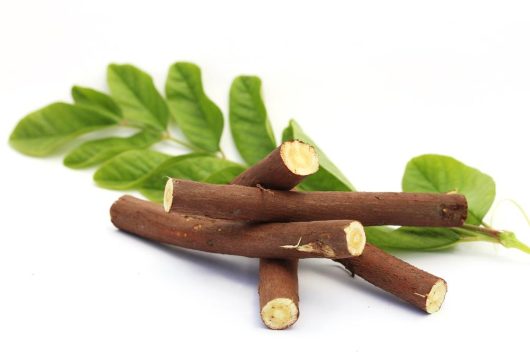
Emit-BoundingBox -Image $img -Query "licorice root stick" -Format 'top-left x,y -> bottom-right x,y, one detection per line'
231,140 -> 318,190
259,259 -> 299,329
231,140 -> 318,329
225,141 -> 448,314
111,195 -> 366,259
163,179 -> 468,226
335,244 -> 447,313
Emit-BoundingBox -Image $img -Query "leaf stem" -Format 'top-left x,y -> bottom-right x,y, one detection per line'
119,120 -> 145,130
461,224 -> 501,239
162,132 -> 203,152
167,136 -> 198,150
162,131 -> 228,158
455,227 -> 499,243
456,224 -> 530,254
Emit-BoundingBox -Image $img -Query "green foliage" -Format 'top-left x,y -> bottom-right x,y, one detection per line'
229,76 -> 276,165
366,227 -> 460,250
204,166 -> 247,184
403,154 -> 496,225
94,149 -> 170,190
140,155 -> 244,202
9,103 -> 117,156
64,130 -> 161,169
71,86 -> 122,119
8,61 -> 527,253
107,64 -> 170,130
166,62 -> 224,152
282,119 -> 354,192
402,154 -> 528,253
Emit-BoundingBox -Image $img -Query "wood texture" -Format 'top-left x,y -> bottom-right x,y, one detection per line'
230,141 -> 316,329
231,141 -> 315,189
258,259 -> 299,329
111,195 -> 362,259
165,179 -> 468,226
336,244 -> 447,313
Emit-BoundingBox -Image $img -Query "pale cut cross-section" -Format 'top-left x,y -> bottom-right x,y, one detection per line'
344,221 -> 366,256
280,140 -> 319,176
426,279 -> 447,314
163,178 -> 174,212
261,298 -> 299,330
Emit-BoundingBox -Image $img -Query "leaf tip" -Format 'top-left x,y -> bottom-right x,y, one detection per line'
62,154 -> 83,169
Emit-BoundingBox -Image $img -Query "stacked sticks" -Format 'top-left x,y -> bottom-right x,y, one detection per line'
110,141 -> 468,329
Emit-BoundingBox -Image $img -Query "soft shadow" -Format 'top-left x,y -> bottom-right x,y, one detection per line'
301,260 -> 428,316
116,230 -> 266,328
116,230 -> 259,287
116,230 -> 266,329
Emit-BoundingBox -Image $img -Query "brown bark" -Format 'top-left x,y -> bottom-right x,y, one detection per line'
258,259 -> 300,329
230,140 -> 318,189
230,140 -> 318,330
111,195 -> 365,259
335,244 -> 447,313
164,179 -> 468,226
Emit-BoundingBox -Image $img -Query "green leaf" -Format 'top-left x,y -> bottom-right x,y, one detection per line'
204,165 -> 247,184
229,76 -> 276,165
71,86 -> 122,119
9,103 -> 117,156
282,119 -> 354,191
107,64 -> 169,130
402,154 -> 496,225
165,62 -> 224,152
295,169 -> 353,192
94,149 -> 170,190
140,155 -> 244,202
64,130 -> 161,169
365,226 -> 461,250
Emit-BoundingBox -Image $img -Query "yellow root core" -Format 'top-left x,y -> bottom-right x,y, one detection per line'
281,140 -> 319,176
344,221 -> 366,256
261,298 -> 299,330
426,280 -> 447,313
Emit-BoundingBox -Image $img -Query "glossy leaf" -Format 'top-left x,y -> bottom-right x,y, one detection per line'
403,154 -> 495,225
71,86 -> 122,119
140,155 -> 244,202
229,76 -> 276,165
282,119 -> 354,191
107,64 -> 169,130
365,226 -> 461,250
203,165 -> 247,184
165,62 -> 224,152
64,130 -> 161,169
9,103 -> 117,156
94,149 -> 170,190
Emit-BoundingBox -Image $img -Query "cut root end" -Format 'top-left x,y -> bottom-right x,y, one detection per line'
261,298 -> 299,330
281,140 -> 319,176
426,280 -> 447,314
344,221 -> 366,256
163,178 -> 174,213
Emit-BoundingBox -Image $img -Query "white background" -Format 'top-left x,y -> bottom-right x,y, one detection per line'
1,1 -> 530,353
